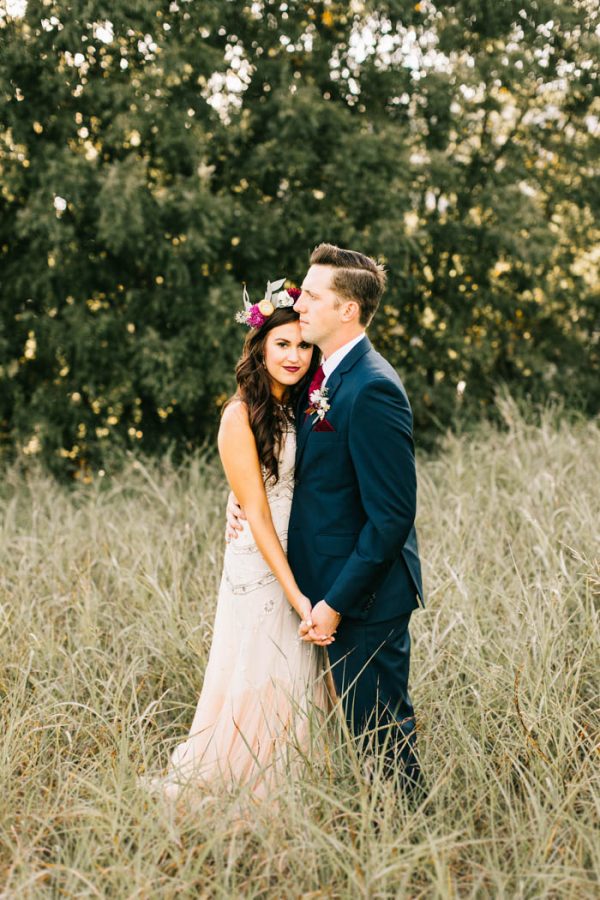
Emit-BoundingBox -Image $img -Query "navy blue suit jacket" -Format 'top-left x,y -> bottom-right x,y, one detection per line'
287,336 -> 424,623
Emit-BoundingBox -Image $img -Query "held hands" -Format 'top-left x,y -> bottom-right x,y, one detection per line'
294,595 -> 335,647
298,599 -> 341,647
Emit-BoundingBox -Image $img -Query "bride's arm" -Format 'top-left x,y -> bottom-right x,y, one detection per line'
218,400 -> 326,633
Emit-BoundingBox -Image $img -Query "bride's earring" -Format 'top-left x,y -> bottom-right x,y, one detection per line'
261,358 -> 267,368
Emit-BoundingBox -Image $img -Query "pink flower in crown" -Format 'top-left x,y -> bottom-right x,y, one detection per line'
245,305 -> 267,328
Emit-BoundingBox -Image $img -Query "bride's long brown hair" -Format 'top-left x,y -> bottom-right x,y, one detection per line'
226,307 -> 319,482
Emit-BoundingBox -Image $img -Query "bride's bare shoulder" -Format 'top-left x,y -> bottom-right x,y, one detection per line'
218,397 -> 261,474
219,397 -> 251,438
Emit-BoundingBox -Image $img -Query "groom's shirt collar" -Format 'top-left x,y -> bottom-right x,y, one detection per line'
321,332 -> 366,386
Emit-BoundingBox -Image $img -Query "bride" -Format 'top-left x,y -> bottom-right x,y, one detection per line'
152,279 -> 333,802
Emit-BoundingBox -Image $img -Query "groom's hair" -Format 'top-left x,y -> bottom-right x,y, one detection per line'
310,243 -> 387,326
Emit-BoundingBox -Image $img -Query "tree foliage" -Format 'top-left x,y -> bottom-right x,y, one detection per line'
1,0 -> 598,476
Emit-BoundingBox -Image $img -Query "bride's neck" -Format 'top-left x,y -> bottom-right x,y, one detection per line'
271,388 -> 288,405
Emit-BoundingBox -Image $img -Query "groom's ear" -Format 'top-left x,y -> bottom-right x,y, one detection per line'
339,299 -> 360,323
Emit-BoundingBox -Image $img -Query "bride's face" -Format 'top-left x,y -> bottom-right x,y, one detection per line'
263,322 -> 313,395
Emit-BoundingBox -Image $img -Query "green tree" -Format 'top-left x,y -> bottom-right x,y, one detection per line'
0,0 -> 242,476
1,1 -> 598,475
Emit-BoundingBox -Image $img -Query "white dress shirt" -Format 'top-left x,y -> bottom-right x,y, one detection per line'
321,333 -> 367,387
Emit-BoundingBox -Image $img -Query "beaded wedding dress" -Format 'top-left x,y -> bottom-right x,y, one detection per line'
155,426 -> 330,802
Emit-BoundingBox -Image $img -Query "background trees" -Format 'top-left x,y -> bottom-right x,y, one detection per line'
1,0 -> 598,476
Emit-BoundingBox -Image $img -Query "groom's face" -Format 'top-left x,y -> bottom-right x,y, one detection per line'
294,265 -> 341,348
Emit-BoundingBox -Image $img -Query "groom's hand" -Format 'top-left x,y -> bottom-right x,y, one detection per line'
300,600 -> 341,645
225,491 -> 246,542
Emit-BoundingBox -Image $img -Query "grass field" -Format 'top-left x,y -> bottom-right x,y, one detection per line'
0,397 -> 598,898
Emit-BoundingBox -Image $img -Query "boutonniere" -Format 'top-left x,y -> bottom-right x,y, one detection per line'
305,387 -> 335,432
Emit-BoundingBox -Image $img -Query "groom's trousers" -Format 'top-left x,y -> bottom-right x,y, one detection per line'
327,612 -> 419,786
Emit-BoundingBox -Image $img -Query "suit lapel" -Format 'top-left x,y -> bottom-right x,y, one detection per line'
295,395 -> 314,462
295,336 -> 372,472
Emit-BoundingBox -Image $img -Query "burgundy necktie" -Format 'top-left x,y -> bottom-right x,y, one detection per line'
308,364 -> 325,396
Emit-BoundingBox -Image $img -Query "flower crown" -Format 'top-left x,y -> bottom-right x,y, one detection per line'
235,278 -> 301,329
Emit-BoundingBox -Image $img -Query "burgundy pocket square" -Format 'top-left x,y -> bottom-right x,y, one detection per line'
313,418 -> 335,432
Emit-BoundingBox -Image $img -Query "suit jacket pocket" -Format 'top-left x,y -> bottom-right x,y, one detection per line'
316,533 -> 358,557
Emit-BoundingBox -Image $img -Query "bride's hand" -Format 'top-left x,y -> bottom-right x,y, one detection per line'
295,593 -> 314,625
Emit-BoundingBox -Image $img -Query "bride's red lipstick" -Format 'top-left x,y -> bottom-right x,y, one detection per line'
283,366 -> 300,372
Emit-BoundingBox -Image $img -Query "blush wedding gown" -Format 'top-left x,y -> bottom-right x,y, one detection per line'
152,425 -> 331,803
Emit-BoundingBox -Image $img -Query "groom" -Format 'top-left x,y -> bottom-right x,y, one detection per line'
229,243 -> 424,787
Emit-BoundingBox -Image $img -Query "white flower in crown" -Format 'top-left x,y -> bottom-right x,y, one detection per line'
272,288 -> 296,308
307,386 -> 331,421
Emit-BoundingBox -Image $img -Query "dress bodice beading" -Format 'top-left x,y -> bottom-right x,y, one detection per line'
262,426 -> 295,506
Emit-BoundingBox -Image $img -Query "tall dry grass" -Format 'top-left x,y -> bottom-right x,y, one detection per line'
0,397 -> 598,897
